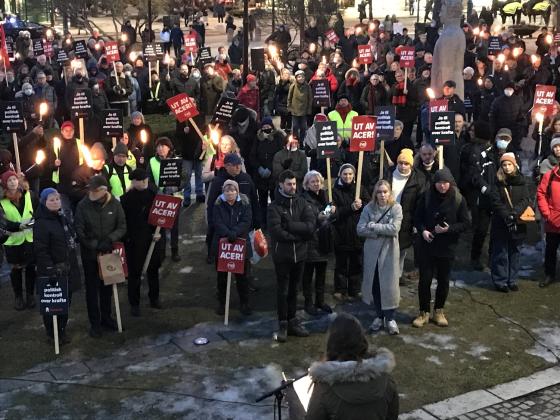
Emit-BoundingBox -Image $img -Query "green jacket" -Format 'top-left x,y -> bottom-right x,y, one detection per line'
287,82 -> 313,116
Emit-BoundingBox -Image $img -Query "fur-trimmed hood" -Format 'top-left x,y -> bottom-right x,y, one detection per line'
214,192 -> 250,206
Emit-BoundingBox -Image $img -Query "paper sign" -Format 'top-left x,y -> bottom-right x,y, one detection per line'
399,46 -> 415,68
0,101 -> 24,133
39,276 -> 69,316
56,49 -> 69,64
196,46 -> 213,66
488,36 -> 501,55
159,159 -> 183,187
212,96 -> 239,125
112,242 -> 128,277
325,29 -> 339,44
374,106 -> 396,141
316,121 -> 339,159
358,45 -> 373,64
350,116 -> 377,152
143,43 -> 157,62
429,99 -> 448,124
217,238 -> 246,274
70,88 -> 92,118
105,41 -> 120,63
311,80 -> 331,108
148,194 -> 183,228
533,84 -> 557,117
430,111 -> 456,146
102,109 -> 124,137
44,41 -> 53,58
73,40 -> 88,59
32,38 -> 44,56
155,43 -> 165,59
166,93 -> 199,122
184,34 -> 198,53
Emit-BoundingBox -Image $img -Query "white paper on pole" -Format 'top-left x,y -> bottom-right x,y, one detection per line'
292,375 -> 314,412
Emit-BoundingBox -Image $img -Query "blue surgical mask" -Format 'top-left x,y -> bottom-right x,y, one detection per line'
496,139 -> 509,150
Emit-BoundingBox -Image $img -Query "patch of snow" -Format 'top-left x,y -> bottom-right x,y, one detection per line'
399,333 -> 458,351
426,356 -> 443,365
179,266 -> 193,274
525,326 -> 560,363
465,344 -> 491,361
125,354 -> 182,373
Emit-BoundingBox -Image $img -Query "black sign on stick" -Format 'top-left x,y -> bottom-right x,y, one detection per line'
155,43 -> 165,60
73,40 -> 89,59
71,88 -> 92,118
56,49 -> 69,64
196,47 -> 213,67
310,80 -> 331,108
315,121 -> 340,159
211,96 -> 239,125
488,36 -> 501,55
0,101 -> 24,133
159,159 -> 183,187
39,276 -> 69,316
374,106 -> 396,141
102,109 -> 124,137
250,48 -> 265,72
6,41 -> 13,59
430,111 -> 456,146
143,43 -> 157,62
32,38 -> 44,56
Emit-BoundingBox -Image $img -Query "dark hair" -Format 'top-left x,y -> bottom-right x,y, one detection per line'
326,313 -> 369,362
278,170 -> 296,183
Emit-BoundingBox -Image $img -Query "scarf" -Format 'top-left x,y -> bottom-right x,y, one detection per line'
335,103 -> 352,122
392,81 -> 406,106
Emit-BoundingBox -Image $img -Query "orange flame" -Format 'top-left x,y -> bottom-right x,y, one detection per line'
35,150 -> 46,165
80,144 -> 94,168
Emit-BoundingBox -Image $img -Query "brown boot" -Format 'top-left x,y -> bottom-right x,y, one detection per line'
412,311 -> 430,328
433,309 -> 448,327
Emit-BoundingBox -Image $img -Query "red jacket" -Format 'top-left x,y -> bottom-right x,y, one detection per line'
237,84 -> 260,119
537,166 -> 560,232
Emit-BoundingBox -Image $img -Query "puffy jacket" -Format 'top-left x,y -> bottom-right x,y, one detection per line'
490,171 -> 531,240
331,178 -> 370,251
249,129 -> 286,189
237,84 -> 260,118
302,189 -> 330,262
201,75 -> 224,115
267,190 -> 315,263
489,93 -> 525,136
105,72 -> 133,102
287,81 -> 313,117
211,193 -> 253,258
171,74 -> 200,102
538,166 -> 560,233
473,88 -> 497,122
274,79 -> 291,116
272,148 -> 308,187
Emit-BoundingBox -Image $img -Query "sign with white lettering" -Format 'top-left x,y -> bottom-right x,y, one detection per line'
316,121 -> 340,159
39,276 -> 69,316
70,88 -> 92,118
148,194 -> 183,228
217,238 -> 246,274
159,159 -> 183,187
311,79 -> 331,108
0,101 -> 24,133
73,40 -> 88,59
533,84 -> 557,117
166,93 -> 199,122
102,109 -> 124,137
374,106 -> 396,141
430,111 -> 455,146
350,116 -> 377,152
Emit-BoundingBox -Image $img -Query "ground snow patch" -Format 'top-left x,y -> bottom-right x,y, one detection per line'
400,333 -> 457,351
179,266 -> 193,274
125,354 -> 182,373
465,344 -> 491,360
426,356 -> 443,365
526,326 -> 560,363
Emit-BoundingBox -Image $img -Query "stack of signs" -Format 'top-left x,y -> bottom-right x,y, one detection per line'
184,34 -> 198,53
155,43 -> 165,60
196,46 -> 213,67
217,238 -> 246,274
350,116 -> 377,152
143,43 -> 157,62
0,101 -> 24,133
399,46 -> 415,68
105,41 -> 120,63
488,36 -> 501,55
212,96 -> 238,125
101,109 -> 124,138
374,106 -> 396,141
159,159 -> 183,187
166,93 -> 199,122
38,277 -> 69,316
315,121 -> 339,159
251,48 -> 265,72
358,45 -> 373,64
533,84 -> 557,117
71,88 -> 92,118
325,29 -> 340,45
73,40 -> 89,59
429,99 -> 448,124
44,41 -> 53,58
32,38 -> 44,56
148,194 -> 183,228
430,112 -> 455,146
56,49 -> 69,65
311,80 -> 331,108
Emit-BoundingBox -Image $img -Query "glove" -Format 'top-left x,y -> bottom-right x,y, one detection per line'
367,222 -> 377,230
262,167 -> 271,178
227,233 -> 237,243
481,186 -> 488,195
282,158 -> 293,169
97,239 -> 113,253
258,166 -> 267,177
506,214 -> 517,233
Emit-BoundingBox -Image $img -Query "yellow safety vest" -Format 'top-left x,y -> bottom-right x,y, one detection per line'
52,138 -> 84,184
503,2 -> 522,14
149,156 -> 161,188
0,192 -> 33,246
126,150 -> 137,170
149,82 -> 161,101
327,110 -> 359,140
534,1 -> 550,11
105,164 -> 131,198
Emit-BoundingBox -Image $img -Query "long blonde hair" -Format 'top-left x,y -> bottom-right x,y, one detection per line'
372,180 -> 396,206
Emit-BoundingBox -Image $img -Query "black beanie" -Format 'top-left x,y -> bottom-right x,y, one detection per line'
434,167 -> 455,184
474,120 -> 492,141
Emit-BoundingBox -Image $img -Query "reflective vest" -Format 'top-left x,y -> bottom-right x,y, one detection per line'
534,1 -> 550,11
105,164 -> 131,198
327,110 -> 359,140
503,2 -> 522,14
126,150 -> 137,170
52,138 -> 84,184
0,192 -> 33,246
149,156 -> 161,188
149,82 -> 161,101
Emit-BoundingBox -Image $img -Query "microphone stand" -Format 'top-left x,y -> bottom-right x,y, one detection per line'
255,372 -> 308,420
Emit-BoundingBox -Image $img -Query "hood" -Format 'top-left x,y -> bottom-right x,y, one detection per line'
214,192 -> 250,206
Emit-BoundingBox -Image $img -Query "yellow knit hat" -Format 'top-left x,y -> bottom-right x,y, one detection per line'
397,148 -> 414,165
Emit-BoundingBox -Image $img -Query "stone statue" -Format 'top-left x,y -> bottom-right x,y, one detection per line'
430,0 -> 466,100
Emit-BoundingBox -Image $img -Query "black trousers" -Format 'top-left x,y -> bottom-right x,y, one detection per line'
466,192 -> 492,261
302,261 -> 327,306
545,232 -> 560,277
257,187 -> 274,227
216,260 -> 249,306
127,254 -> 160,307
418,255 -> 452,312
275,260 -> 305,321
82,257 -> 113,327
334,250 -> 361,296
11,264 -> 36,297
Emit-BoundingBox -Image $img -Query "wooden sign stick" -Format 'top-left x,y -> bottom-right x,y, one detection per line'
379,140 -> 385,180
189,117 -> 206,143
112,283 -> 123,333
12,133 -> 20,173
438,145 -> 444,169
326,157 -> 333,202
79,118 -> 85,147
148,62 -> 152,88
142,226 -> 161,276
404,68 -> 408,93
113,61 -> 120,86
224,272 -> 232,326
355,150 -> 364,200
53,315 -> 60,354
112,137 -> 117,150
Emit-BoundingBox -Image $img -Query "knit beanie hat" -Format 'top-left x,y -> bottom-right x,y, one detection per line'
314,113 -> 328,123
550,135 -> 560,150
40,187 -> 58,205
433,167 -> 455,184
500,152 -> 517,167
397,148 -> 414,165
222,179 -> 239,192
113,142 -> 129,156
1,170 -> 17,188
338,163 -> 356,177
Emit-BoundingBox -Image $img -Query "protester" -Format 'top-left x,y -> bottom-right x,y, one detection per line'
104,143 -> 132,199
272,135 -> 308,191
288,70 -> 313,142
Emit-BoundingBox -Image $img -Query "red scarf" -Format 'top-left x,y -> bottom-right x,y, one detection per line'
335,103 -> 352,122
392,81 -> 407,106
214,151 -> 226,170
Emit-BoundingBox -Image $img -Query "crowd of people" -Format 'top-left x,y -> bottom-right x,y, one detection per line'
0,6 -> 558,361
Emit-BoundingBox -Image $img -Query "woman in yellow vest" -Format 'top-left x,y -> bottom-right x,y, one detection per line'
328,95 -> 359,142
0,171 -> 38,311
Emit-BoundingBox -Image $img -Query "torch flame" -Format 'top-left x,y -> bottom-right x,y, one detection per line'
504,64 -> 509,71
322,56 -> 327,64
164,52 -> 170,64
121,33 -> 128,42
473,27 -> 480,36
80,144 -> 94,168
39,102 -> 48,116
477,78 -> 483,86
513,47 -> 521,58
65,38 -> 71,45
368,22 -> 376,32
546,34 -> 553,45
536,112 -> 545,123
497,53 -> 506,64
426,88 -> 435,99
268,45 -> 278,58
352,59 -> 359,68
309,43 -> 316,54
46,29 -> 53,38
35,150 -> 46,165
140,129 -> 148,144
531,54 -> 539,64
53,137 -> 61,156
95,43 -> 101,50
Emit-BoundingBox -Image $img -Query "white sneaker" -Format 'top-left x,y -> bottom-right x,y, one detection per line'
369,317 -> 383,332
385,319 -> 400,335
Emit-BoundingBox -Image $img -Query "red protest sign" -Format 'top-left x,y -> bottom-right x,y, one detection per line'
44,41 -> 53,58
184,34 -> 198,53
533,84 -> 557,117
429,99 -> 448,124
325,29 -> 339,44
358,45 -> 373,64
166,93 -> 199,122
105,41 -> 120,63
399,46 -> 415,68
148,194 -> 183,229
112,242 -> 128,277
350,116 -> 377,152
217,238 -> 246,274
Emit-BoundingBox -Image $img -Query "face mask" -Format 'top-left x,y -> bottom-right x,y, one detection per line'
125,71 -> 131,77
262,128 -> 272,134
496,139 -> 510,149
75,74 -> 83,80
93,85 -> 100,92
504,88 -> 514,97
288,60 -> 296,66
24,89 -> 33,96
192,71 -> 201,80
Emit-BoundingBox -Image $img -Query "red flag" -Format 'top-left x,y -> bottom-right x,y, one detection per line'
0,24 -> 10,69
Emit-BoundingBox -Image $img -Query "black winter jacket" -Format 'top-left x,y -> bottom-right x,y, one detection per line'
211,194 -> 253,258
473,87 -> 497,122
249,129 -> 286,190
302,189 -> 330,262
332,179 -> 370,251
490,172 -> 531,241
489,93 -> 525,136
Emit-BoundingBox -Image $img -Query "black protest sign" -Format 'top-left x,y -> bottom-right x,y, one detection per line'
310,79 -> 331,108
155,43 -> 165,60
488,36 -> 501,55
0,101 -> 24,133
32,38 -> 44,56
73,40 -> 89,59
71,88 -> 92,118
143,43 -> 157,62
212,96 -> 238,125
250,48 -> 265,72
315,121 -> 340,159
39,276 -> 69,316
6,41 -> 13,59
430,111 -> 456,146
159,159 -> 183,187
102,109 -> 124,137
56,49 -> 69,64
196,47 -> 213,67
374,106 -> 396,141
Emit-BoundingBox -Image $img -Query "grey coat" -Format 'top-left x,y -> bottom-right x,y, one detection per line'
357,202 -> 402,309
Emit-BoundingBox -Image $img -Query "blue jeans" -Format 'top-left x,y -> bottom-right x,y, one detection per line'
183,159 -> 203,200
291,115 -> 307,143
372,266 -> 395,321
490,227 -> 520,287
